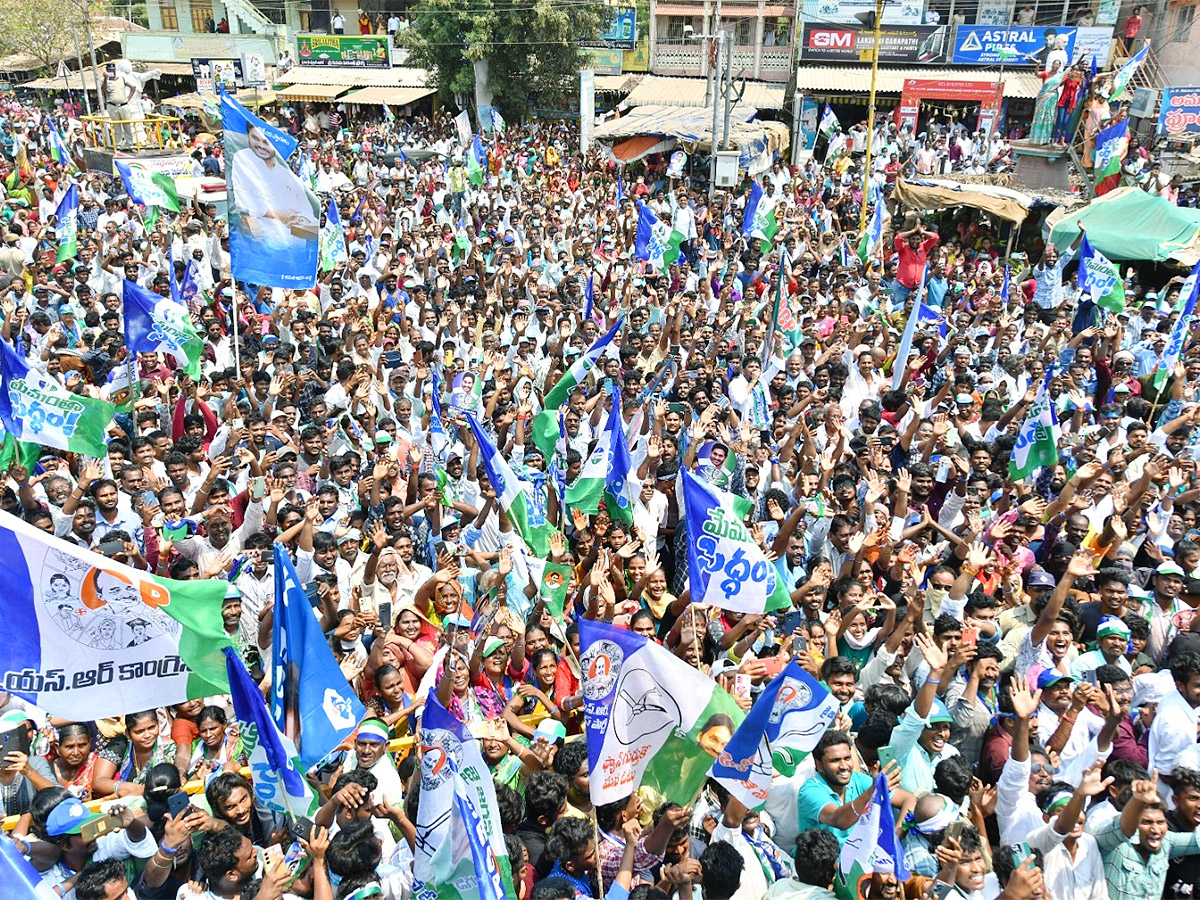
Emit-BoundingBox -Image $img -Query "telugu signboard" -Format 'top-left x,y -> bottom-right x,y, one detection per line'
1159,87 -> 1200,135
800,24 -> 950,64
296,34 -> 391,68
582,6 -> 637,49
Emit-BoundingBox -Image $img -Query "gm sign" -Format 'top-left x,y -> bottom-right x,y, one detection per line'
808,29 -> 854,48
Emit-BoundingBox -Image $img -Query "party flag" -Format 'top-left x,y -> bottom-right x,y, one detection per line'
709,660 -> 838,810
0,510 -> 228,720
579,617 -> 744,806
1009,372 -> 1059,480
635,203 -> 685,275
1094,118 -> 1129,196
835,774 -> 910,900
0,340 -> 112,457
682,470 -> 791,614
271,544 -> 365,769
224,647 -> 317,819
1078,234 -> 1125,312
54,185 -> 78,263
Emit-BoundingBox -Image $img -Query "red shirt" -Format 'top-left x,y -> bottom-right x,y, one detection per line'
895,234 -> 940,289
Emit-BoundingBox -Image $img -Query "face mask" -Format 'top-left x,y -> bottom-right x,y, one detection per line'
926,586 -> 950,608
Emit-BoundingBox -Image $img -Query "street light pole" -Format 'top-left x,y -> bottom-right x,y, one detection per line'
72,27 -> 92,115
858,0 -> 884,232
79,0 -> 101,116
708,32 -> 725,194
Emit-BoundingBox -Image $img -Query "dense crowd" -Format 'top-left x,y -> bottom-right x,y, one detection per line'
0,92 -> 1197,900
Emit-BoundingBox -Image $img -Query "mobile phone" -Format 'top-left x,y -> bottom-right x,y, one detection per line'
759,656 -> 784,678
668,402 -> 688,413
734,673 -> 751,696
384,350 -> 404,367
80,814 -> 120,843
877,745 -> 897,771
1009,842 -> 1032,869
377,600 -> 393,630
960,626 -> 978,651
0,728 -> 28,759
1083,668 -> 1098,686
945,820 -> 965,843
262,844 -> 284,870
140,490 -> 157,507
250,476 -> 266,500
97,539 -> 125,557
167,791 -> 191,817
303,581 -> 321,608
289,816 -> 315,845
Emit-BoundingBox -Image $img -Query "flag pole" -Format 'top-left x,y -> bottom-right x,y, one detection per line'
592,811 -> 607,899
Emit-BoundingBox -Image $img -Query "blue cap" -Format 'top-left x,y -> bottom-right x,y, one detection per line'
1037,669 -> 1074,691
929,698 -> 953,724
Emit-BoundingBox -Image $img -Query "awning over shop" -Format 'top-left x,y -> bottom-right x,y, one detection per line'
23,71 -> 102,92
1045,186 -> 1200,265
794,66 -> 1042,100
340,85 -> 435,106
624,75 -> 784,110
892,177 -> 1040,224
161,89 -> 277,110
277,83 -> 347,102
610,135 -> 676,162
594,104 -> 789,173
595,73 -> 643,94
278,66 -> 429,88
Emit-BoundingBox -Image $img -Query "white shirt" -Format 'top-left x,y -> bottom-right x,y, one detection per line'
1150,683 -> 1200,795
1026,824 -> 1108,900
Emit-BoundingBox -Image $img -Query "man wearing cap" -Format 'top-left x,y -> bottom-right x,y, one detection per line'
883,636 -> 959,795
1146,560 -> 1190,664
41,795 -> 157,895
1070,616 -> 1133,681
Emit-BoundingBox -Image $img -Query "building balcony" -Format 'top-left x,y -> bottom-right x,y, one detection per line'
651,42 -> 793,82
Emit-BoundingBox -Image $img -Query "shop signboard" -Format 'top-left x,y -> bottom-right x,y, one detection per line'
951,25 -> 1076,66
1159,87 -> 1200,135
583,6 -> 637,49
295,34 -> 391,68
800,24 -> 950,63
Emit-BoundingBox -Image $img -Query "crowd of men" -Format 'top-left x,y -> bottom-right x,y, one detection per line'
0,93 -> 1198,900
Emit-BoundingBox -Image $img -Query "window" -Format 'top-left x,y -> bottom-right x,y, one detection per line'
1175,5 -> 1194,42
190,0 -> 213,31
734,18 -> 752,45
159,0 -> 179,30
665,15 -> 698,41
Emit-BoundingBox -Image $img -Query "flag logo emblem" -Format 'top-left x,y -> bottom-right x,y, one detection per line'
420,729 -> 464,790
581,640 -> 623,698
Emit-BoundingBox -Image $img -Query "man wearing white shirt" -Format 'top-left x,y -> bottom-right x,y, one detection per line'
1150,652 -> 1200,800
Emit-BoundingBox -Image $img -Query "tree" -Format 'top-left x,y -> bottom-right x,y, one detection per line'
404,0 -> 609,119
0,0 -> 101,72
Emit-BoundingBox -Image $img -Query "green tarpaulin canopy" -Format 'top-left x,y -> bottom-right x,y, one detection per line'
1046,186 -> 1200,264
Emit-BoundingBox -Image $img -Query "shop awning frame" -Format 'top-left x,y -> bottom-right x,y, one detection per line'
276,84 -> 347,102
340,85 -> 435,106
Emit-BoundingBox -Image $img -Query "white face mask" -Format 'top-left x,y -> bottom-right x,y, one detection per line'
926,586 -> 950,608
